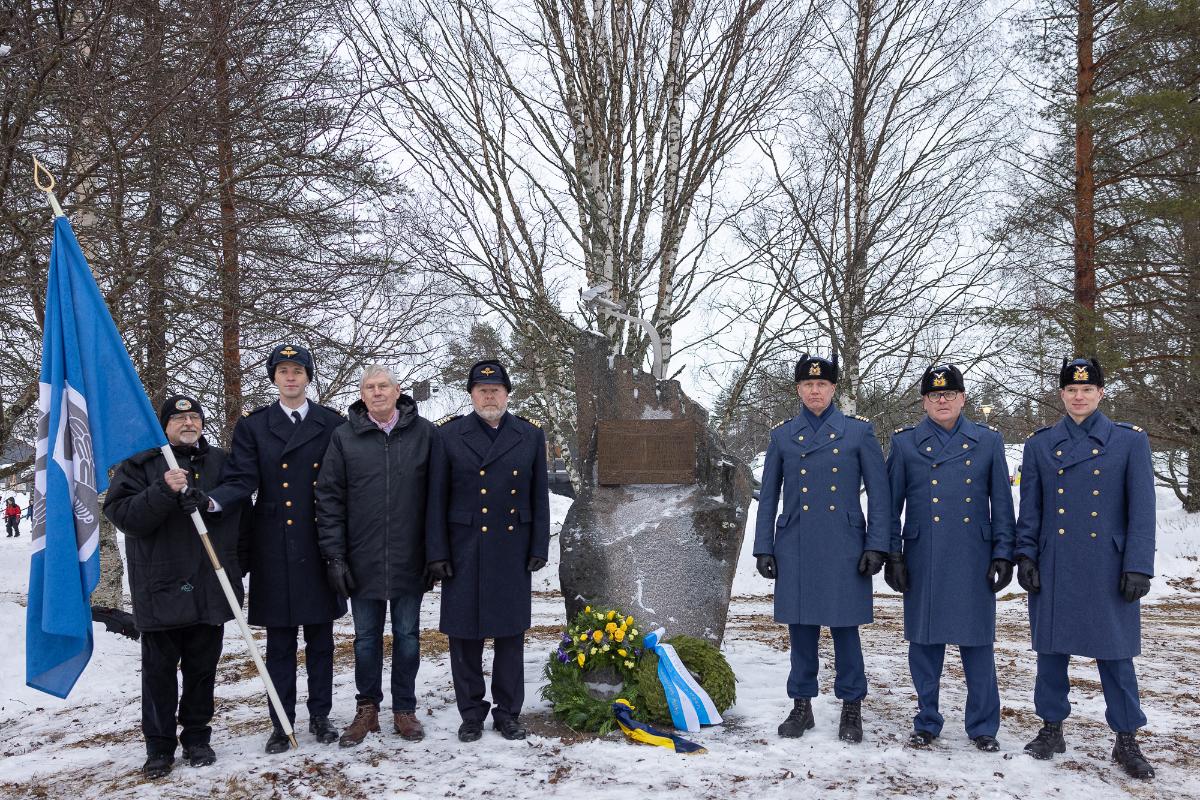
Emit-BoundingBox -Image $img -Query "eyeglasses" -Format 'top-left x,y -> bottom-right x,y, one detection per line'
926,391 -> 960,402
170,413 -> 203,424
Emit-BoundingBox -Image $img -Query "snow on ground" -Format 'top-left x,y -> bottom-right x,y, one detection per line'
1,478 -> 1199,799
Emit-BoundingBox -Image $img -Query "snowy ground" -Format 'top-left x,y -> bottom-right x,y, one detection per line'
2,483 -> 1199,799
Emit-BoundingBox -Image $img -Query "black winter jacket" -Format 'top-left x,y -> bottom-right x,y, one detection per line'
103,438 -> 248,632
315,395 -> 438,599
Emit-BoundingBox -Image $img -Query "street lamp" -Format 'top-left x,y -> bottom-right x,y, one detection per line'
981,403 -> 994,423
581,281 -> 665,379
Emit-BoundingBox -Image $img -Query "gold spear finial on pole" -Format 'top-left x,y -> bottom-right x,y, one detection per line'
33,157 -> 65,218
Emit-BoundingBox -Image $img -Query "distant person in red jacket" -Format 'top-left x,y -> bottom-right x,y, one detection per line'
4,498 -> 20,537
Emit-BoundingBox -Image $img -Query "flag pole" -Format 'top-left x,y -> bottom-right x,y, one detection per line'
160,448 -> 300,750
33,157 -> 299,749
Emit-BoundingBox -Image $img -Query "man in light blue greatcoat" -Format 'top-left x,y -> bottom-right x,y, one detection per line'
1015,357 -> 1156,780
885,363 -> 1015,753
754,352 -> 891,743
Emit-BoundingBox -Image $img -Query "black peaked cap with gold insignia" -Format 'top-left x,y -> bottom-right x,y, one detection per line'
266,343 -> 314,381
467,359 -> 512,392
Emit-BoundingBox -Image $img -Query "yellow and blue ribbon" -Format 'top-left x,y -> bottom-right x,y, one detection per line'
612,699 -> 706,754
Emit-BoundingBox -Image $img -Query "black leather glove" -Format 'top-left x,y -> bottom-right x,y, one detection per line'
423,568 -> 437,592
1016,556 -> 1040,593
857,550 -> 887,576
427,560 -> 454,580
756,554 -> 777,580
988,559 -> 1014,593
325,557 -> 356,599
178,487 -> 209,514
884,551 -> 909,593
527,556 -> 547,572
1119,571 -> 1150,603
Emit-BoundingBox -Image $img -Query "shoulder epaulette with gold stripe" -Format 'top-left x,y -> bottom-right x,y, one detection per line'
435,414 -> 460,427
1115,421 -> 1146,433
517,415 -> 542,428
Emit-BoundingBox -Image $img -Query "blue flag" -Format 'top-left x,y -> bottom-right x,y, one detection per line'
26,216 -> 167,698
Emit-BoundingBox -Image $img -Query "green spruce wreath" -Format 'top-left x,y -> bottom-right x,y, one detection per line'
541,654 -> 643,734
635,635 -> 737,727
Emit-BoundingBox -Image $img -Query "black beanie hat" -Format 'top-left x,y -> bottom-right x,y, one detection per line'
159,394 -> 205,430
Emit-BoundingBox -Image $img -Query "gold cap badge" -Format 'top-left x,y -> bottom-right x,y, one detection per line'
280,346 -> 298,358
808,362 -> 821,376
932,372 -> 947,388
175,399 -> 192,411
481,366 -> 496,376
1073,365 -> 1089,381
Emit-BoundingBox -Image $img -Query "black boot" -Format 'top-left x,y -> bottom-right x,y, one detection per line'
778,698 -> 815,738
838,700 -> 863,743
493,717 -> 527,741
309,716 -> 338,745
972,734 -> 1000,752
265,727 -> 291,754
142,752 -> 174,779
1024,721 -> 1065,760
908,729 -> 936,748
1112,732 -> 1155,780
458,719 -> 484,743
182,743 -> 216,767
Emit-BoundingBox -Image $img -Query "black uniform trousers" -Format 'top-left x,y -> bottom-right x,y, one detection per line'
448,635 -> 524,723
265,623 -> 335,728
141,623 -> 224,756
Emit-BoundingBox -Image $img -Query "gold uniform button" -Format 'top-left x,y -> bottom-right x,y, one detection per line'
510,508 -> 516,514
1055,450 -> 1062,456
931,479 -> 938,485
1057,508 -> 1065,514
511,489 -> 517,495
513,470 -> 519,476
313,462 -> 319,469
285,501 -> 292,507
933,516 -> 941,522
829,433 -> 836,439
1057,488 -> 1064,494
286,519 -> 294,526
481,488 -> 488,495
1090,532 -> 1098,538
801,469 -> 807,475
282,463 -> 288,469
1058,528 -> 1065,535
932,497 -> 940,503
1092,449 -> 1099,455
829,505 -> 836,511
480,470 -> 486,476
801,487 -> 808,493
312,481 -> 317,487
1091,511 -> 1098,517
962,443 -> 969,449
1092,490 -> 1100,496
965,460 -> 972,466
799,435 -> 806,441
1058,469 -> 1064,475
482,507 -> 488,513
282,482 -> 289,488
830,485 -> 837,492
965,478 -> 972,484
833,448 -> 839,454
832,467 -> 839,473
963,517 -> 970,523
933,463 -> 939,468
507,526 -> 514,532
802,505 -> 809,511
965,497 -> 972,503
1093,469 -> 1100,475
194,472 -> 200,479
926,446 -> 933,452
481,526 -> 488,533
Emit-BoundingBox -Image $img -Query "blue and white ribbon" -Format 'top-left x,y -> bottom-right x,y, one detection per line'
643,628 -> 722,732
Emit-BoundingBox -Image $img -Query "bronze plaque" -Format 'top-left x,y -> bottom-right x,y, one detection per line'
597,419 -> 698,485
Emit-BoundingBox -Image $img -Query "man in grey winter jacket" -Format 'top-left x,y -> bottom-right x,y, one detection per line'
316,365 -> 440,747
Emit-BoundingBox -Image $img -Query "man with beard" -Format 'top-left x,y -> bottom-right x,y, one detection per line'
103,395 -> 247,778
425,359 -> 550,743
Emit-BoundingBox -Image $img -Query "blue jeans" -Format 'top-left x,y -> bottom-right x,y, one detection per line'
351,593 -> 422,711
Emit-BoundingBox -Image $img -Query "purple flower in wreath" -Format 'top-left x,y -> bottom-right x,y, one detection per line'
556,648 -> 569,663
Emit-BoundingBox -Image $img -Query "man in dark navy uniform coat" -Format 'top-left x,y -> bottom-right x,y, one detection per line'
1015,358 -> 1156,780
425,359 -> 550,743
753,353 -> 890,743
886,364 -> 1015,752
208,344 -> 347,754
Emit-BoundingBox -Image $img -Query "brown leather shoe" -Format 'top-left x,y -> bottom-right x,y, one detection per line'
339,702 -> 380,748
394,711 -> 425,741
